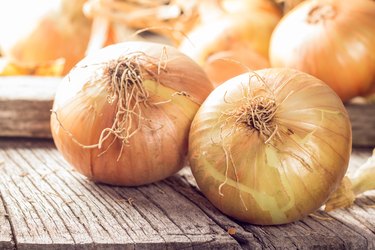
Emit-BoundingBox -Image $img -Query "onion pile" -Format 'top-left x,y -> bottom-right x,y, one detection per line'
0,0 -> 93,75
270,0 -> 375,102
51,41 -> 213,186
188,68 -> 352,225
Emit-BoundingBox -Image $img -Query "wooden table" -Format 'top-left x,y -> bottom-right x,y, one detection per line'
0,138 -> 374,250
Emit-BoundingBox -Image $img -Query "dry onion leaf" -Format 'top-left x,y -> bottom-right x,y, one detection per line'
84,0 -> 200,45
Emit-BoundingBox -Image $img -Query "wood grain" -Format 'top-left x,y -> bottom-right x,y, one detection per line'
0,77 -> 60,138
0,139 -> 240,250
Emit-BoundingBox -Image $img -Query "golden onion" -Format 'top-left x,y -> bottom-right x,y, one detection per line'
51,41 -> 213,186
202,47 -> 270,87
179,2 -> 281,87
188,68 -> 352,225
270,0 -> 375,102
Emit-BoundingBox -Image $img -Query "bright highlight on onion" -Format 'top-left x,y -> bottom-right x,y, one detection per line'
188,68 -> 352,225
51,41 -> 213,186
270,0 -> 375,102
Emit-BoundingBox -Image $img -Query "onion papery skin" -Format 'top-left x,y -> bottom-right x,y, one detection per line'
51,41 -> 213,186
188,68 -> 352,225
0,0 -> 92,75
270,0 -> 375,102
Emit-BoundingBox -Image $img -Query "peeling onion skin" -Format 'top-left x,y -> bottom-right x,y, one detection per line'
270,0 -> 375,102
188,68 -> 352,225
51,41 -> 214,186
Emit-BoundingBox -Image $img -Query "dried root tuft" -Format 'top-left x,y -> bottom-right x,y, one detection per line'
213,72 -> 280,210
53,51 -> 169,160
96,52 -> 166,157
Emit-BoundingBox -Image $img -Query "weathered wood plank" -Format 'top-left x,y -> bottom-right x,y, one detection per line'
0,139 -> 240,250
0,164 -> 14,250
0,77 -> 60,138
43,146 -> 240,249
346,103 -> 375,147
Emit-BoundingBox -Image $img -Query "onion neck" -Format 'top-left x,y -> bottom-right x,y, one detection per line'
307,4 -> 336,24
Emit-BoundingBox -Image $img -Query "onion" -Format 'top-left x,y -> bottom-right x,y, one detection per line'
51,41 -> 213,186
180,5 -> 281,62
179,2 -> 281,86
0,0 -> 92,75
270,0 -> 375,102
273,0 -> 306,14
188,68 -> 352,225
203,48 -> 270,87
198,0 -> 281,24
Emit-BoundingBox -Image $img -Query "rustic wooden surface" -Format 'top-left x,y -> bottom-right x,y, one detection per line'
0,138 -> 374,249
0,77 -> 60,138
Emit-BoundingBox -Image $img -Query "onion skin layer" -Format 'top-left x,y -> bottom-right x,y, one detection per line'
51,41 -> 213,186
270,0 -> 375,102
188,68 -> 352,225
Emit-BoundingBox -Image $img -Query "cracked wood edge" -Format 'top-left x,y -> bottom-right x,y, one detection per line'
0,139 -> 240,250
0,77 -> 60,138
178,148 -> 375,249
0,178 -> 14,250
